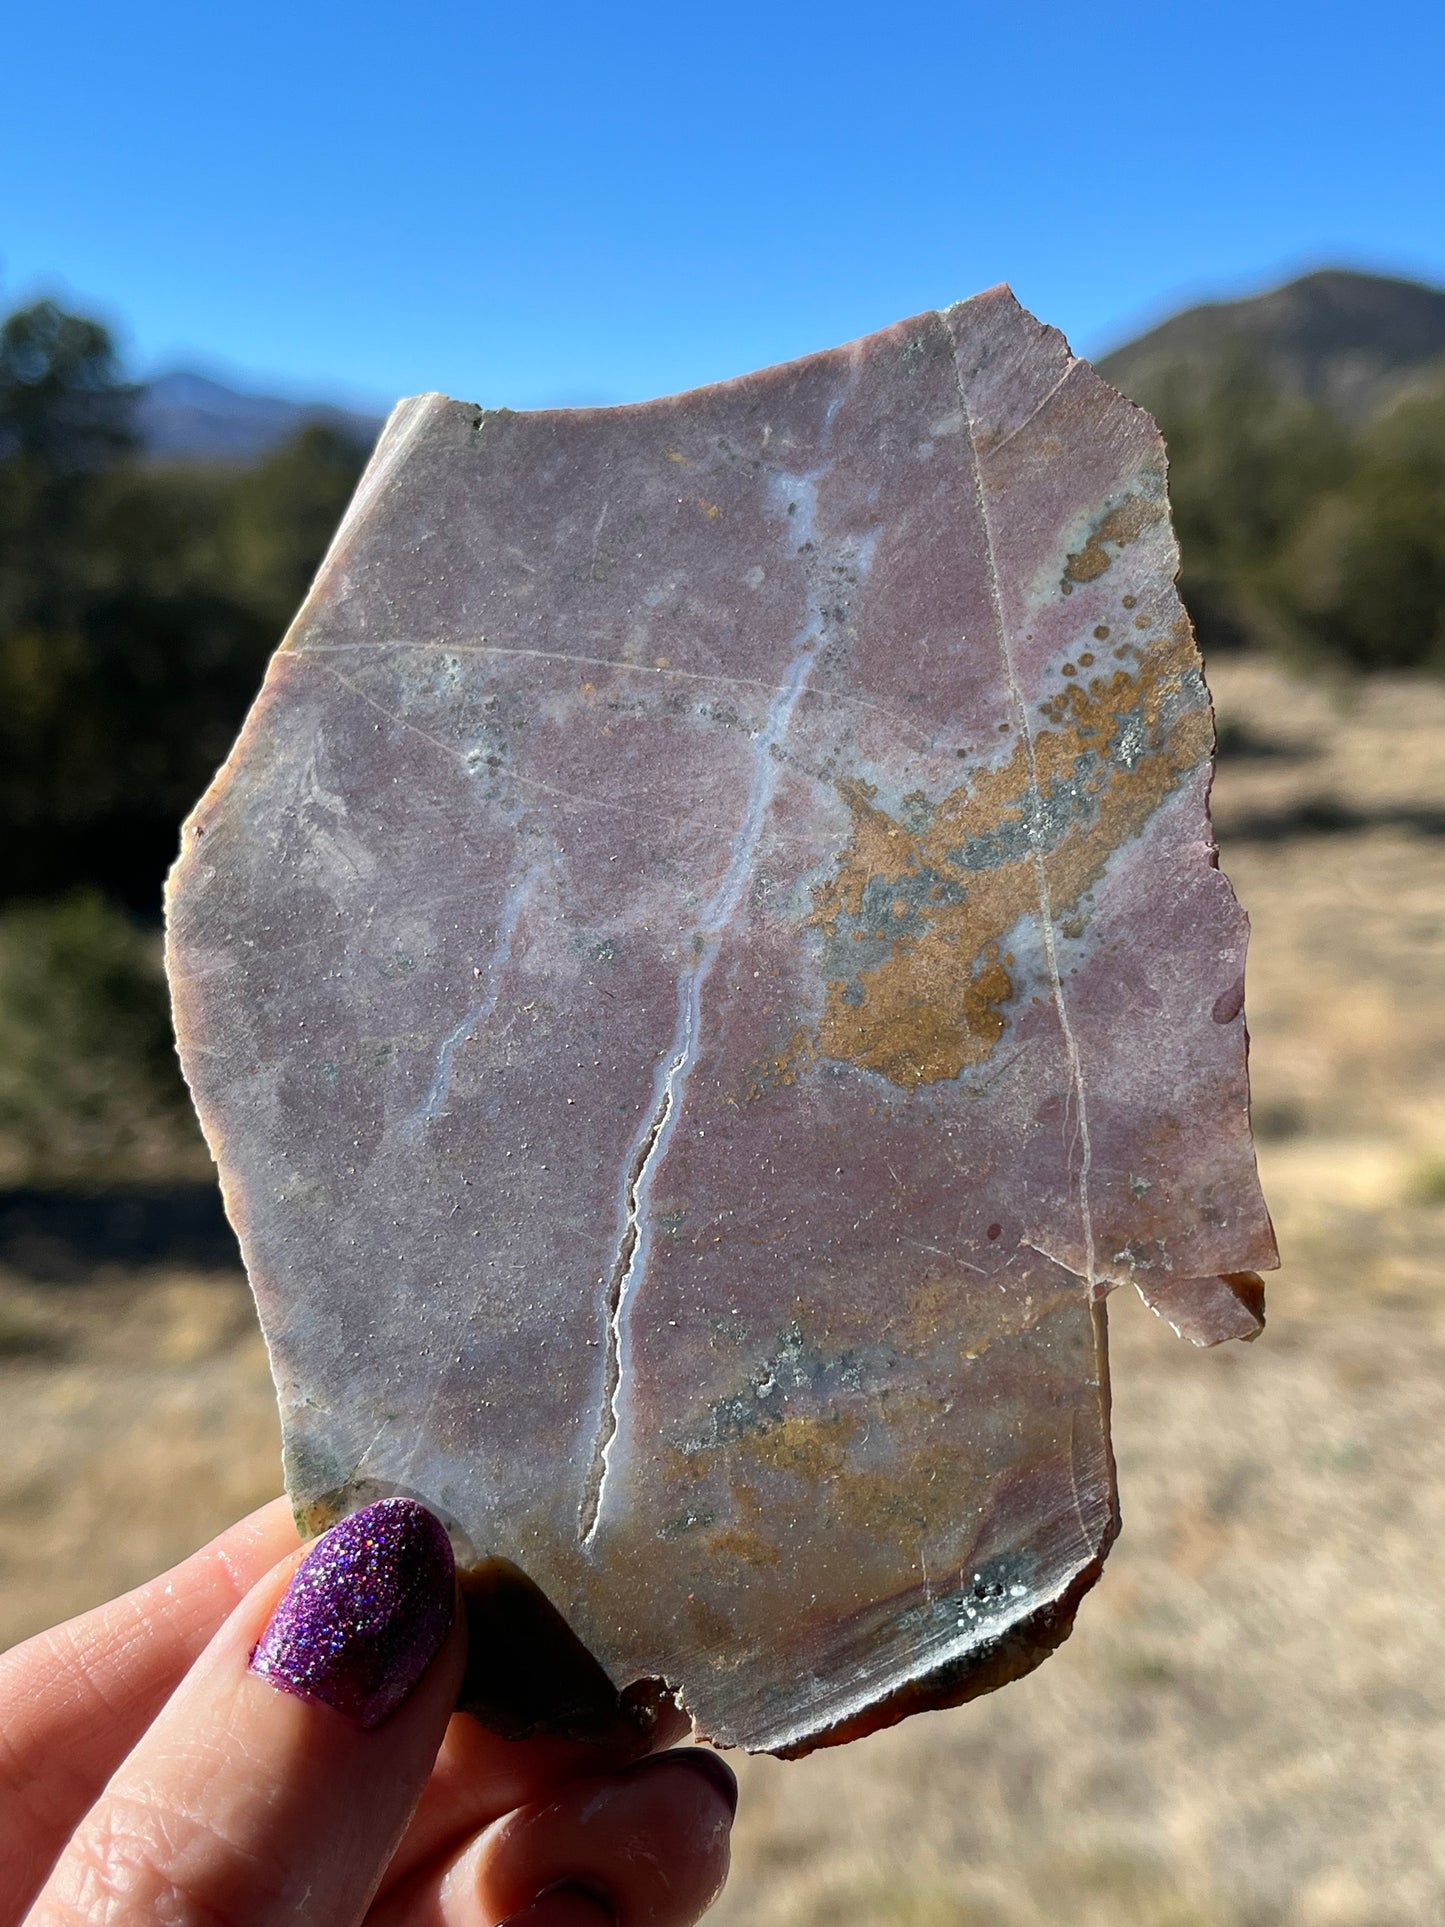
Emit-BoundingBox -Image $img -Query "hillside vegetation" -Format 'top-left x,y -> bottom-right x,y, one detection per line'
1100,270 -> 1445,676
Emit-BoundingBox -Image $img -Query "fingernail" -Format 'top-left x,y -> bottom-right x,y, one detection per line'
630,1744 -> 739,1818
249,1497 -> 454,1729
499,1881 -> 615,1927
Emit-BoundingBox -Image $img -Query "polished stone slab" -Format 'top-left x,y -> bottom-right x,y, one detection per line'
166,287 -> 1276,1755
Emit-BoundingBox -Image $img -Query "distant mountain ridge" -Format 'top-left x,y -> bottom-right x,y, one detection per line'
1098,268 -> 1445,421
137,369 -> 384,463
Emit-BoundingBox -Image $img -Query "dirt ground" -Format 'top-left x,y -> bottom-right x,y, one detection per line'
2,659 -> 1442,1927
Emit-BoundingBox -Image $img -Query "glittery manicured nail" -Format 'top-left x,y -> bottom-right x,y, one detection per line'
249,1497 -> 454,1729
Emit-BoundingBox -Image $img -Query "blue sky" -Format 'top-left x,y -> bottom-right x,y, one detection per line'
4,0 -> 1442,412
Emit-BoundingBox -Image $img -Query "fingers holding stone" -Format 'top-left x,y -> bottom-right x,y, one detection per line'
384,1581 -> 690,1890
389,1694 -> 693,1892
0,1497 -> 300,1921
25,1500 -> 462,1927
415,1749 -> 737,1927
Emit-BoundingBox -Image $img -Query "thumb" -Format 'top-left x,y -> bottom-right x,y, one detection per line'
26,1498 -> 463,1927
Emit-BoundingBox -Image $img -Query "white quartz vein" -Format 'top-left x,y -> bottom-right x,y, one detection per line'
951,333 -> 1097,1287
388,863 -> 544,1492
404,865 -> 543,1133
579,374 -> 877,1544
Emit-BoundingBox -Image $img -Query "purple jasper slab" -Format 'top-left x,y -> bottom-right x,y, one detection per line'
166,288 -> 1277,1756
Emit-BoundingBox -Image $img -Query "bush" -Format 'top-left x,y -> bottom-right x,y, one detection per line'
0,893 -> 207,1184
1273,376 -> 1445,673
1151,356 -> 1445,674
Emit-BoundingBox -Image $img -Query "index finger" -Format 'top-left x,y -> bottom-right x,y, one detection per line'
0,1497 -> 299,1920
26,1498 -> 463,1927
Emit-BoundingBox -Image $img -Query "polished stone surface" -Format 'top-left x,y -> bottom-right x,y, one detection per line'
166,287 -> 1276,1755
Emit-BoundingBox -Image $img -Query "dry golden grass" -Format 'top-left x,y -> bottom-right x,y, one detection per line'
2,660 -> 1442,1925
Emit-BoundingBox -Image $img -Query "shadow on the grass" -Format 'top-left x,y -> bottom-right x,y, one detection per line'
0,1185 -> 241,1280
1222,797 -> 1445,841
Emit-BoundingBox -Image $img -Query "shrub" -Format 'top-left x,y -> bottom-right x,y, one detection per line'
0,892 -> 207,1184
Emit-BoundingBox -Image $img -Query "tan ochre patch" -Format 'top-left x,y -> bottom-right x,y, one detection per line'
690,1406 -> 993,1553
1062,495 -> 1160,589
903,1275 -> 1081,1360
767,620 -> 1209,1090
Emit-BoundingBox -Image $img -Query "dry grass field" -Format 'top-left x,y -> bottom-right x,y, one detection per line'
2,659 -> 1442,1926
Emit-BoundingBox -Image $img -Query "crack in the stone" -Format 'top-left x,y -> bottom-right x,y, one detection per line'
578,1027 -> 689,1543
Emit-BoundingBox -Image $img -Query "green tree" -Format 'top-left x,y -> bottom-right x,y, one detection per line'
0,301 -> 367,907
0,302 -> 137,666
0,299 -> 134,471
1275,374 -> 1445,672
1151,353 -> 1351,655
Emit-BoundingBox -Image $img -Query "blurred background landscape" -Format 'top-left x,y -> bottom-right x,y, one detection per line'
2,262 -> 1443,1925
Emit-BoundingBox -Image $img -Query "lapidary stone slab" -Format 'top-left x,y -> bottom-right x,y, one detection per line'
166,288 -> 1277,1756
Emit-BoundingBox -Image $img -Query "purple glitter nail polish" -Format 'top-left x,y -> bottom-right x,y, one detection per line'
250,1497 -> 455,1729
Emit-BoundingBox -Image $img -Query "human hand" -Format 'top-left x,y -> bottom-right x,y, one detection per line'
0,1498 -> 736,1927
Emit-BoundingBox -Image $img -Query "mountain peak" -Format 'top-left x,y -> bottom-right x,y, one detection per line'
1099,268 -> 1445,420
137,369 -> 384,463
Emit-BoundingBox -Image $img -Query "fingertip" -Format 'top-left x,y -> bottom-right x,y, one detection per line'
212,1495 -> 303,1589
500,1880 -> 615,1927
627,1746 -> 738,1819
452,1743 -> 737,1927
